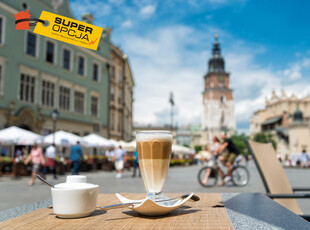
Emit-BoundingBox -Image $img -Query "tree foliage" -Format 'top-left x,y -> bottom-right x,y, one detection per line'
253,132 -> 277,150
194,145 -> 202,153
230,133 -> 249,155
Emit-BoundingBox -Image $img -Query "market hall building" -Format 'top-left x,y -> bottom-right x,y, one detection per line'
0,0 -> 134,140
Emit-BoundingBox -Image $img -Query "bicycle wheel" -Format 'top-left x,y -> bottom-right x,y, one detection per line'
231,166 -> 250,187
197,166 -> 218,187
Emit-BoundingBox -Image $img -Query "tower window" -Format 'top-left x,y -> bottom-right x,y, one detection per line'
220,95 -> 225,103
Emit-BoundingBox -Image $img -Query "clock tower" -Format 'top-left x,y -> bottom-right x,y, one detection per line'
201,34 -> 236,146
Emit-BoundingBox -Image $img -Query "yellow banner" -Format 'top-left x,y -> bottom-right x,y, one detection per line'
34,11 -> 103,50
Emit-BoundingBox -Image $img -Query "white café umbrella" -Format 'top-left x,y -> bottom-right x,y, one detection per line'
123,140 -> 136,152
41,130 -> 84,146
82,134 -> 113,147
0,126 -> 41,145
109,139 -> 120,148
172,144 -> 194,154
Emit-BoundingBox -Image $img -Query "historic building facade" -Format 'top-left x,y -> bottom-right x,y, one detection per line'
122,55 -> 134,141
201,34 -> 236,147
108,44 -> 134,141
0,0 -> 111,136
250,90 -> 310,155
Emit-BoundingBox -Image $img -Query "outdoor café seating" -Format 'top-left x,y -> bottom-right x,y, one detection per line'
246,139 -> 310,221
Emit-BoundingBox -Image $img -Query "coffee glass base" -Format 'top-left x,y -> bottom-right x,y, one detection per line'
146,192 -> 169,202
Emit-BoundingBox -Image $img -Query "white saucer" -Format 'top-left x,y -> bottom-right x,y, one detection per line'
115,193 -> 195,216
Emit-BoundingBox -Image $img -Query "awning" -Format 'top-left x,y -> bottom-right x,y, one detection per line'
261,116 -> 282,126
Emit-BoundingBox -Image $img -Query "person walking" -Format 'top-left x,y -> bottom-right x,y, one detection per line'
132,150 -> 140,177
105,147 -> 115,171
24,143 -> 45,186
217,132 -> 239,186
301,150 -> 309,168
70,141 -> 83,175
42,143 -> 57,179
113,145 -> 126,179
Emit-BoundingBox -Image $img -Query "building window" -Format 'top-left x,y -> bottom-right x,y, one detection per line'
74,91 -> 84,113
19,74 -> 35,103
0,65 -> 2,95
91,96 -> 98,117
26,32 -> 37,57
220,95 -> 226,103
118,70 -> 122,83
59,86 -> 70,110
92,63 -> 98,81
118,115 -> 121,132
93,123 -> 100,133
78,56 -> 85,76
0,17 -> 3,44
45,41 -> 55,63
41,80 -> 55,107
111,66 -> 115,79
63,49 -> 71,70
110,111 -> 114,130
118,91 -> 121,104
111,87 -> 114,101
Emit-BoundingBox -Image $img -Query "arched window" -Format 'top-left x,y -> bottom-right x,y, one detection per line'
220,95 -> 225,103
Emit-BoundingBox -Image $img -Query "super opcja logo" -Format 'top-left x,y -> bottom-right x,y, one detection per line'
52,17 -> 93,42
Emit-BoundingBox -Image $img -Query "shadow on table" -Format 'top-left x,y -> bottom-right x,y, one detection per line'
104,208 -> 201,221
123,209 -> 200,219
223,193 -> 309,229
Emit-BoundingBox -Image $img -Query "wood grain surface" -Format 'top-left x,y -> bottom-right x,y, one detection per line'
0,193 -> 234,230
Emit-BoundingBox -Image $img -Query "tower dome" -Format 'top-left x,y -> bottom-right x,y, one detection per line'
208,33 -> 225,73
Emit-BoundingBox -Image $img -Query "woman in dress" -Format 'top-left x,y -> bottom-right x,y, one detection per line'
24,143 -> 45,186
202,136 -> 220,186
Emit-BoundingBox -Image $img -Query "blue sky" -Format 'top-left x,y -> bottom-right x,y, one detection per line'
70,0 -> 310,133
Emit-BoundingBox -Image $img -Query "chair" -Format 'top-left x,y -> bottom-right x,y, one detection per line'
246,140 -> 310,220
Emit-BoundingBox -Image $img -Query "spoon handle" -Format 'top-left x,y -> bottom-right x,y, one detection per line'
100,197 -> 184,210
100,202 -> 140,210
35,174 -> 54,188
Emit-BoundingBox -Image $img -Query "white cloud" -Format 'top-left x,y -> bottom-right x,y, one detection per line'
140,5 -> 156,18
119,25 -> 212,126
303,58 -> 310,68
121,20 -> 133,28
283,64 -> 302,80
70,0 -> 112,18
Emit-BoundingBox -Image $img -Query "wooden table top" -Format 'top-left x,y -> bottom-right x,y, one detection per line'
1,193 -> 310,229
0,193 -> 233,230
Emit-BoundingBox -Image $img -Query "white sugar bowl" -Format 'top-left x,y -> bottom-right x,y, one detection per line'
51,175 -> 99,218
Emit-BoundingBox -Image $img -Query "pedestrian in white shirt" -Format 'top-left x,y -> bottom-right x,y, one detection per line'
42,143 -> 57,179
112,145 -> 126,178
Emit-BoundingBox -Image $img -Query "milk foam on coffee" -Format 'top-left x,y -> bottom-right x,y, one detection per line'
137,132 -> 172,194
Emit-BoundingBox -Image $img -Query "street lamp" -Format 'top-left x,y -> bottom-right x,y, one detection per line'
52,109 -> 59,144
169,92 -> 174,131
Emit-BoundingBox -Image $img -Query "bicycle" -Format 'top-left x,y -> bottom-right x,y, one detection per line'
197,156 -> 250,187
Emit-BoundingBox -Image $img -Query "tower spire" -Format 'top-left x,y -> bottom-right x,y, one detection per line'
208,32 -> 225,73
214,31 -> 218,42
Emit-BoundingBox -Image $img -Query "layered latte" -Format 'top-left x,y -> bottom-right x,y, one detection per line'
136,132 -> 172,194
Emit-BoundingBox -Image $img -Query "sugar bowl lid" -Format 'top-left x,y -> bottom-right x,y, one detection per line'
54,175 -> 98,189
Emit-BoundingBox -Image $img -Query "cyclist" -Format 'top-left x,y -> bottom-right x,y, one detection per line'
201,136 -> 220,185
217,131 -> 239,186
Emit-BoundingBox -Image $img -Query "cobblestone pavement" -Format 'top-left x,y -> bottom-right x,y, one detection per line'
1,161 -> 310,213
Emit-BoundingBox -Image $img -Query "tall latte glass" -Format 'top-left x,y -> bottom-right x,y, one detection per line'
136,131 -> 172,201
